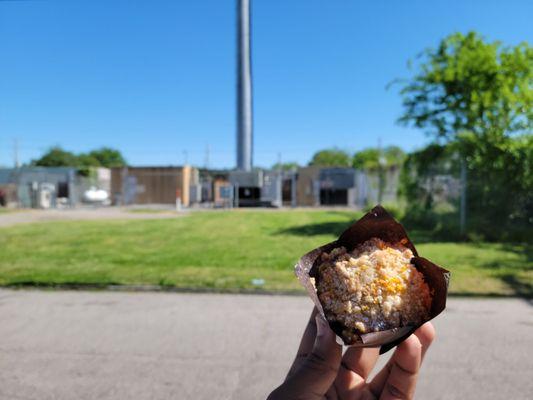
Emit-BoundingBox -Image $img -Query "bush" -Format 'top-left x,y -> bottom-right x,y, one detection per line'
401,205 -> 439,231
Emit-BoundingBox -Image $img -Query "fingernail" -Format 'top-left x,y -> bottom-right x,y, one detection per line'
315,314 -> 328,337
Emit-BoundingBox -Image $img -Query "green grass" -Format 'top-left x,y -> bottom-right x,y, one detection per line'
0,210 -> 531,297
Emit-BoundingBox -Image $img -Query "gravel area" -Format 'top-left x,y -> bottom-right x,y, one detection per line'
0,207 -> 183,228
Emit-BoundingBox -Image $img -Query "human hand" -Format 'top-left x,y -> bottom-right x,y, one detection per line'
268,307 -> 435,400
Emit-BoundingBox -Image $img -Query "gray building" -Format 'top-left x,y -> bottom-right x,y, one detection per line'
0,167 -> 111,208
0,167 -> 77,208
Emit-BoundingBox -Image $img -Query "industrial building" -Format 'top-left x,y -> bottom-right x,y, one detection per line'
0,165 -> 400,210
110,166 -> 199,206
296,167 -> 361,207
0,167 -> 110,209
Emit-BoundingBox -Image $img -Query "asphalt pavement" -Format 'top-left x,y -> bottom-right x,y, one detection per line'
0,290 -> 531,399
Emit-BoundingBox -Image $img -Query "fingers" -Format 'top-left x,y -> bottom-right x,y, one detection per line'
334,347 -> 380,397
342,346 -> 381,380
414,322 -> 436,361
270,314 -> 342,399
286,307 -> 318,378
378,334 -> 422,400
369,322 -> 435,399
296,307 -> 319,357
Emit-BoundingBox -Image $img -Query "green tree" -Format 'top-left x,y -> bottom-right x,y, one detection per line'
397,32 -> 532,141
352,146 -> 405,170
32,147 -> 78,167
309,148 -> 351,167
77,154 -> 101,167
88,147 -> 127,168
272,161 -> 299,171
397,31 -> 533,240
32,146 -> 126,168
352,148 -> 380,170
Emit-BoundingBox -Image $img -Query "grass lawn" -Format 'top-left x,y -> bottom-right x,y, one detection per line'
0,210 -> 531,297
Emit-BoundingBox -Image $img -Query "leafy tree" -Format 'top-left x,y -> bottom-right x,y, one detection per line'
352,146 -> 405,170
77,154 -> 101,167
352,148 -> 380,170
31,146 -> 127,179
383,146 -> 407,167
396,31 -> 533,240
32,146 -> 126,169
88,147 -> 127,168
397,31 -> 532,141
272,161 -> 299,171
32,147 -> 78,167
308,148 -> 351,167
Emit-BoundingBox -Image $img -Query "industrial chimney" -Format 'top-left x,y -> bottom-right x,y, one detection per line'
236,0 -> 253,171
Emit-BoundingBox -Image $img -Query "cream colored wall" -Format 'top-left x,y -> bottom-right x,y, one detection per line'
181,165 -> 191,207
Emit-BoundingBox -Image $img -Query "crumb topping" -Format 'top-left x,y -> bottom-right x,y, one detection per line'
316,238 -> 431,343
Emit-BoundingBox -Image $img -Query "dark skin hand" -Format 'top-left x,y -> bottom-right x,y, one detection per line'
268,308 -> 435,400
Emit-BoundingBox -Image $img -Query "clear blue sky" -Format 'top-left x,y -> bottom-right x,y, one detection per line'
1,0 -> 531,168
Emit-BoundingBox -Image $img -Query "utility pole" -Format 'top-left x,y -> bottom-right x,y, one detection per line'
204,144 -> 210,170
236,0 -> 253,171
13,138 -> 20,168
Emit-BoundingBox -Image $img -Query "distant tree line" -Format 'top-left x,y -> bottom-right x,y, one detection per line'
31,146 -> 127,169
271,146 -> 406,171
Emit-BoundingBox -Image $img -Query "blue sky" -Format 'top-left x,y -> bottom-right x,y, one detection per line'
0,0 -> 531,168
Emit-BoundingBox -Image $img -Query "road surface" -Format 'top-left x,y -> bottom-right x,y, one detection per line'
0,290 -> 531,399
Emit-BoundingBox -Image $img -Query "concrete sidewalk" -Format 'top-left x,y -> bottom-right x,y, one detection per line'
0,207 -> 182,228
0,290 -> 531,399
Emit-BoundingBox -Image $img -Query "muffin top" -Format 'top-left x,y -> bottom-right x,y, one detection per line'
316,238 -> 431,344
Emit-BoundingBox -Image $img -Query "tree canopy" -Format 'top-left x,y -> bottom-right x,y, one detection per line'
308,148 -> 351,167
352,146 -> 406,170
397,31 -> 532,141
88,147 -> 127,168
32,146 -> 127,169
32,147 -> 79,167
272,161 -> 300,171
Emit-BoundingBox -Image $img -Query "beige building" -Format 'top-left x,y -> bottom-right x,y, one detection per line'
296,166 -> 321,206
111,166 -> 198,206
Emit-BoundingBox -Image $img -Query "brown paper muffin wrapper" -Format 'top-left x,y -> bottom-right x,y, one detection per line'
294,205 -> 450,354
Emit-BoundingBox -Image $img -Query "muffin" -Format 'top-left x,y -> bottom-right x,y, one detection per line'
295,205 -> 450,351
316,238 -> 431,344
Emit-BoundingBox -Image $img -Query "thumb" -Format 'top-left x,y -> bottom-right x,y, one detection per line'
270,315 -> 342,399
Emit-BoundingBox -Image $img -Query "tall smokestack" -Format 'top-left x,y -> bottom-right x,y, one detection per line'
236,0 -> 253,171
